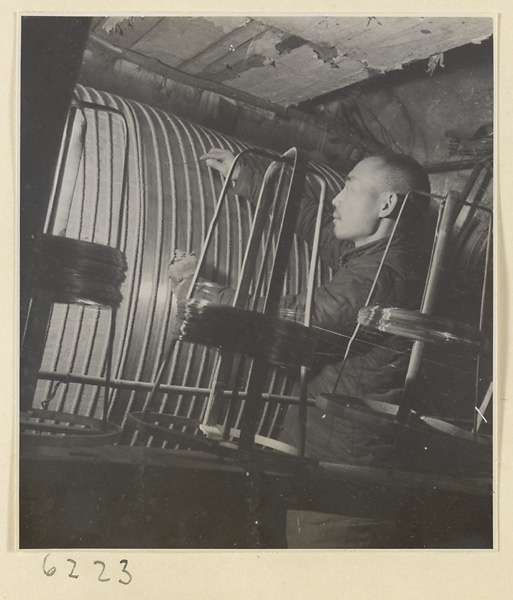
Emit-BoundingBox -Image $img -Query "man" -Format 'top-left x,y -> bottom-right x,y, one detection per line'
169,148 -> 431,464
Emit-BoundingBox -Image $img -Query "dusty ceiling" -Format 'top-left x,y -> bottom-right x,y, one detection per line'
91,16 -> 493,108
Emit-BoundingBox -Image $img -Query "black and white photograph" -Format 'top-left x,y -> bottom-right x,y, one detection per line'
19,14 -> 495,551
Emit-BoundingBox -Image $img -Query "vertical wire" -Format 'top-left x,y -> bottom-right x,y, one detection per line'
111,96 -> 147,431
80,93 -> 122,419
331,190 -> 418,394
59,96 -> 102,415
148,111 -> 197,423
176,123 -> 218,426
105,95 -> 144,428
473,210 -> 493,435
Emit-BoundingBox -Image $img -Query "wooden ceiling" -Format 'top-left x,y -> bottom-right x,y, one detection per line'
92,16 -> 493,107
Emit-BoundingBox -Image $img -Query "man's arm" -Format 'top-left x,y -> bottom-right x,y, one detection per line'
202,149 -> 350,270
294,176 -> 352,270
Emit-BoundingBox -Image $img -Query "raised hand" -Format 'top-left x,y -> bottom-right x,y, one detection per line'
168,250 -> 198,299
200,148 -> 240,180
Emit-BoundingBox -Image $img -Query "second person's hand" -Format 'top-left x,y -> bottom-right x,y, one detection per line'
200,148 -> 240,180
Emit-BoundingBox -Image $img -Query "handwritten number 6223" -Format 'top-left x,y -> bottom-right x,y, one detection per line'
43,555 -> 132,584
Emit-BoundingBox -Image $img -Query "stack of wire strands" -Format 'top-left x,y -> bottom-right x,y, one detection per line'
177,300 -> 318,370
33,234 -> 128,309
357,306 -> 489,355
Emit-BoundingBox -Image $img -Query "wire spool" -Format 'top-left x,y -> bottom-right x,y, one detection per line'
358,306 -> 488,354
128,411 -> 314,473
316,393 -> 491,477
34,233 -> 128,308
316,393 -> 490,446
177,300 -> 318,369
417,415 -> 490,444
20,408 -> 121,447
129,411 -> 298,455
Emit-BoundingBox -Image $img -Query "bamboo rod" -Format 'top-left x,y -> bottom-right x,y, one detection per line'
37,369 -> 312,405
397,190 -> 461,424
298,173 -> 327,458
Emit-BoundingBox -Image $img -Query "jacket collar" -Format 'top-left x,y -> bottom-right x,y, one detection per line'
339,233 -> 408,265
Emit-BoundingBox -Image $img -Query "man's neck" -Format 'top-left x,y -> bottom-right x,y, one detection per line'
353,220 -> 395,247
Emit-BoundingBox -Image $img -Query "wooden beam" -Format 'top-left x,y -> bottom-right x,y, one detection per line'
87,31 -> 324,124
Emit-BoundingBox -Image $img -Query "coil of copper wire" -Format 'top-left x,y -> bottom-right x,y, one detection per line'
358,305 -> 487,353
34,233 -> 128,308
177,299 -> 318,369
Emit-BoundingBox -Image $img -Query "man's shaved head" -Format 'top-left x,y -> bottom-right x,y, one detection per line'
361,153 -> 431,226
331,152 -> 432,246
368,153 -> 431,198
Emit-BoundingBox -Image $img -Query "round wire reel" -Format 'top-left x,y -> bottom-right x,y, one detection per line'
358,306 -> 488,354
20,408 -> 122,447
316,393 -> 491,476
177,299 -> 319,369
129,411 -> 299,455
317,393 -> 489,445
34,233 -> 128,308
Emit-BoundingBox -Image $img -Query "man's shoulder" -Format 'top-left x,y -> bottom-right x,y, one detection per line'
339,237 -> 416,279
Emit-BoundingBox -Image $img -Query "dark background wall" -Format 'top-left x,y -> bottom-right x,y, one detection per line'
301,38 -> 493,195
341,39 -> 492,165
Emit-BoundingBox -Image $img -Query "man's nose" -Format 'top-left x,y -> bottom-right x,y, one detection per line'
332,192 -> 343,207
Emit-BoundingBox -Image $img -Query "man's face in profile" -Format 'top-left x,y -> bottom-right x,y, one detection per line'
331,157 -> 387,245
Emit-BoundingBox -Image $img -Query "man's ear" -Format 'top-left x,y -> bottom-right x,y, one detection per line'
378,192 -> 400,218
